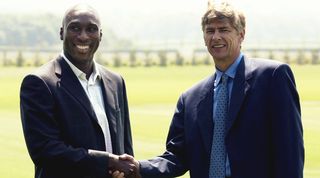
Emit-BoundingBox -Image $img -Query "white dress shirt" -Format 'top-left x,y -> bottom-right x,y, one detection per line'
62,52 -> 113,153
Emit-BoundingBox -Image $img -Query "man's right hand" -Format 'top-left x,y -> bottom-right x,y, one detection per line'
108,153 -> 136,176
110,154 -> 141,178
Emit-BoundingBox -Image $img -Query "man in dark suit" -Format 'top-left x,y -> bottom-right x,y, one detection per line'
20,4 -> 135,178
114,2 -> 304,178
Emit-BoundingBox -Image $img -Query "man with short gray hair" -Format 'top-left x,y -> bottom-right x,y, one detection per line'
114,2 -> 304,178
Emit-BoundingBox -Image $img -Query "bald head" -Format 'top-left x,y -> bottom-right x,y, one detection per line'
62,4 -> 101,28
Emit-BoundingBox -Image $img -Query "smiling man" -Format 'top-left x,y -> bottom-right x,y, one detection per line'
113,2 -> 304,178
20,4 -> 135,178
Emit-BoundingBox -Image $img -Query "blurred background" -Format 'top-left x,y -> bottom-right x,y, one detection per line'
0,0 -> 319,177
1,0 -> 320,54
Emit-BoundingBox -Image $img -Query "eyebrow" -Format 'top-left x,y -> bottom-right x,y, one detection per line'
205,26 -> 229,30
67,21 -> 99,26
218,26 -> 229,30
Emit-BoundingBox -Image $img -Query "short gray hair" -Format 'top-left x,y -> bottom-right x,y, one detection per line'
201,2 -> 245,32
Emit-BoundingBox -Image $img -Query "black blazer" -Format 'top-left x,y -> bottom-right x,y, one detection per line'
140,56 -> 304,178
20,56 -> 133,178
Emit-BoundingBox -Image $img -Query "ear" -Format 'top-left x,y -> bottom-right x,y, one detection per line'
60,27 -> 63,40
239,29 -> 245,42
99,29 -> 103,42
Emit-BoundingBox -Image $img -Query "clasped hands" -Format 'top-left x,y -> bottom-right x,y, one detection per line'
109,153 -> 141,178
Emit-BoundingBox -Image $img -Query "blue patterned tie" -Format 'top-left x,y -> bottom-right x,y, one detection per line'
209,74 -> 228,178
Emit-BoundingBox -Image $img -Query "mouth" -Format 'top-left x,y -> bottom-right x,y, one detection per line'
75,44 -> 90,53
212,44 -> 226,48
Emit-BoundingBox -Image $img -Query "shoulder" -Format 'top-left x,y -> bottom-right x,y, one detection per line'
247,57 -> 284,68
245,57 -> 292,76
20,57 -> 60,97
33,59 -> 57,77
181,75 -> 214,101
244,57 -> 297,89
187,75 -> 213,93
22,57 -> 59,85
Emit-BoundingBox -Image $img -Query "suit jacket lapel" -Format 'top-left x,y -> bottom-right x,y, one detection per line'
226,56 -> 252,134
98,66 -> 118,148
55,56 -> 98,122
197,75 -> 215,155
197,57 -> 253,154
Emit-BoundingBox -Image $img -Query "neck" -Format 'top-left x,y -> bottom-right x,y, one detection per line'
214,52 -> 240,72
77,62 -> 93,80
65,53 -> 94,79
214,59 -> 234,72
215,63 -> 230,72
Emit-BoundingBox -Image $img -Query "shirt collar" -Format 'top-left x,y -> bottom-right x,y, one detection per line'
214,52 -> 243,87
61,52 -> 101,83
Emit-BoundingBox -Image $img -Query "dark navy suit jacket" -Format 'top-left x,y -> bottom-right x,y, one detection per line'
20,56 -> 133,178
140,56 -> 304,178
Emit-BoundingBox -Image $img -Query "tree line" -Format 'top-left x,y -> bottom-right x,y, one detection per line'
0,13 -> 131,49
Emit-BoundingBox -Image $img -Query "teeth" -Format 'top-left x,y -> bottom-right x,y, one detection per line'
76,45 -> 89,50
213,44 -> 225,48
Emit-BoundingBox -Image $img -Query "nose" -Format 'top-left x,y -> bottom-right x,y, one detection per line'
212,32 -> 222,41
78,30 -> 89,41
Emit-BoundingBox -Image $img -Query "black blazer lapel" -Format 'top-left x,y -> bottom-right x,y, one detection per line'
55,56 -> 99,122
226,56 -> 252,134
197,74 -> 215,155
99,67 -> 118,151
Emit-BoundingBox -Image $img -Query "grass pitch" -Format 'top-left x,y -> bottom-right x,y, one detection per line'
0,64 -> 319,178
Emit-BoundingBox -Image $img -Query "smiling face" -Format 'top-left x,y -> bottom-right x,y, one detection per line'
60,5 -> 102,67
203,18 -> 244,71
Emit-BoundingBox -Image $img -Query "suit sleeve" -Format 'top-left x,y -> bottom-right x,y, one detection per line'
269,64 -> 304,178
20,75 -> 110,178
139,95 -> 188,178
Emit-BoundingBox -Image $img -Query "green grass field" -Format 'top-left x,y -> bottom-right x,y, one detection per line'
0,64 -> 319,178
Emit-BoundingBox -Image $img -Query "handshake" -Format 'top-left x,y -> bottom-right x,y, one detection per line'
109,153 -> 141,178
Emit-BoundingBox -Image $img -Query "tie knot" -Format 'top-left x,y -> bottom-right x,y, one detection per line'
221,74 -> 228,85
